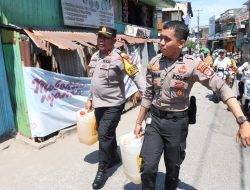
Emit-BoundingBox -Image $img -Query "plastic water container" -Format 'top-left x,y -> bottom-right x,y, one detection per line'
120,132 -> 144,184
76,109 -> 98,145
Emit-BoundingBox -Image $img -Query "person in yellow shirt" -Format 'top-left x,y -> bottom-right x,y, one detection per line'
203,50 -> 213,67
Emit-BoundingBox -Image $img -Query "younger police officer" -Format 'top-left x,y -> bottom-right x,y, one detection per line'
85,26 -> 145,189
134,21 -> 250,190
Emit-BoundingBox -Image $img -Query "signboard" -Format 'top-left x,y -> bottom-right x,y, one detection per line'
61,0 -> 114,28
124,25 -> 151,38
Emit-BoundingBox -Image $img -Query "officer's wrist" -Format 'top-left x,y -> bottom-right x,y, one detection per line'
136,121 -> 142,125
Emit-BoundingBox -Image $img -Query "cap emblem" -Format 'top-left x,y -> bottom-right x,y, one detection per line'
102,26 -> 107,33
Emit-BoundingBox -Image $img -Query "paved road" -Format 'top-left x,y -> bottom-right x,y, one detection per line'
0,83 -> 250,190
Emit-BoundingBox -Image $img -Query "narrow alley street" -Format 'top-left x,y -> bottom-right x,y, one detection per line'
0,83 -> 250,190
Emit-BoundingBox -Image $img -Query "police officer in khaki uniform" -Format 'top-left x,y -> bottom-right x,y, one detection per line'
85,26 -> 145,189
134,21 -> 250,190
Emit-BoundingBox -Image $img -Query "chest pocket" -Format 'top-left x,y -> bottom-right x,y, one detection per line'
88,61 -> 97,77
169,79 -> 188,99
108,64 -> 120,81
99,63 -> 110,78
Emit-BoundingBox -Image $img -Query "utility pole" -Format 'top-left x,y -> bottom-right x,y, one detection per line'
195,9 -> 203,38
194,9 -> 203,48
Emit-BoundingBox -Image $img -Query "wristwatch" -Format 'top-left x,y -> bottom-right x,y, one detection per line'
236,116 -> 248,125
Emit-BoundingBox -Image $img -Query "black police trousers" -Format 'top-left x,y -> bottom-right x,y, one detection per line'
238,81 -> 244,98
94,103 -> 125,165
140,106 -> 189,190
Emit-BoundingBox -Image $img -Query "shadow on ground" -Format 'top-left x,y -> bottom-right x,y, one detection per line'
205,93 -> 220,104
84,150 -> 99,164
124,172 -> 197,190
83,147 -> 122,178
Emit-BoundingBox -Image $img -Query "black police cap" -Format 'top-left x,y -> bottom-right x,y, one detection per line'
97,26 -> 117,38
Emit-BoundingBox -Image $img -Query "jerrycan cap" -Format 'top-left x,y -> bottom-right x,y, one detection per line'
80,110 -> 86,116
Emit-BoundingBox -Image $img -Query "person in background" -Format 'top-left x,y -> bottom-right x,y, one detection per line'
237,59 -> 250,100
213,49 -> 232,72
233,50 -> 240,66
85,26 -> 145,189
199,50 -> 205,61
133,20 -> 250,190
203,50 -> 213,67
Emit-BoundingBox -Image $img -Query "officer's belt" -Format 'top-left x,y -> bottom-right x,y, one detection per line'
151,105 -> 188,119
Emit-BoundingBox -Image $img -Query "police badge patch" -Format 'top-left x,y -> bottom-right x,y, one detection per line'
178,65 -> 187,74
197,62 -> 214,77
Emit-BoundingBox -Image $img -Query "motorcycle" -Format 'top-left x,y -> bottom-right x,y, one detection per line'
226,67 -> 236,88
240,70 -> 250,113
213,67 -> 227,103
212,67 -> 235,102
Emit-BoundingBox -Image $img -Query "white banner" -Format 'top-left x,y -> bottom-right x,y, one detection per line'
61,0 -> 114,28
124,46 -> 141,98
23,68 -> 91,137
23,64 -> 140,137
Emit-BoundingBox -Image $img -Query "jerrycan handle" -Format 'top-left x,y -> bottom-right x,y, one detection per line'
123,133 -> 137,145
79,110 -> 86,116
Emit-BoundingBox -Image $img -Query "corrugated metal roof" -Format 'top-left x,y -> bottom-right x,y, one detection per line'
0,34 -> 15,137
148,38 -> 160,43
24,29 -> 97,50
117,34 -> 160,44
117,34 -> 148,44
55,48 -> 88,77
24,29 -> 158,51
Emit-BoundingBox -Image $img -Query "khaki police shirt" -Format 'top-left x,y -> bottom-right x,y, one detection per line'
88,48 -> 146,108
141,53 -> 236,112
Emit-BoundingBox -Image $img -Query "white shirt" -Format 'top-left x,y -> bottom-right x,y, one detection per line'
238,61 -> 249,72
238,61 -> 250,80
213,56 -> 232,71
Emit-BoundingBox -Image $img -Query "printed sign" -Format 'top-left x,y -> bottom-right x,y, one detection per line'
61,0 -> 115,28
23,67 -> 91,137
23,65 -> 138,137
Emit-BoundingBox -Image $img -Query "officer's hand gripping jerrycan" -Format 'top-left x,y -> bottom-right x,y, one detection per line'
76,109 -> 98,145
120,132 -> 144,184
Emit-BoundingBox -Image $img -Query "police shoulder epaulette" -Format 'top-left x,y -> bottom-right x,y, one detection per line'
114,49 -> 122,55
149,54 -> 161,66
147,55 -> 161,70
90,51 -> 99,62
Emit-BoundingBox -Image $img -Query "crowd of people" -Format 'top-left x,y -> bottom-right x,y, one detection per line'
193,48 -> 250,97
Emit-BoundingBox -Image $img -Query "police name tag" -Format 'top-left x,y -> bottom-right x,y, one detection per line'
100,63 -> 110,70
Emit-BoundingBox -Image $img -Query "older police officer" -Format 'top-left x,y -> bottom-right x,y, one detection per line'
134,21 -> 250,190
85,26 -> 145,189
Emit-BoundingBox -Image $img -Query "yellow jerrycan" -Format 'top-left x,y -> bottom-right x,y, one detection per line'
76,109 -> 98,145
120,132 -> 144,184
